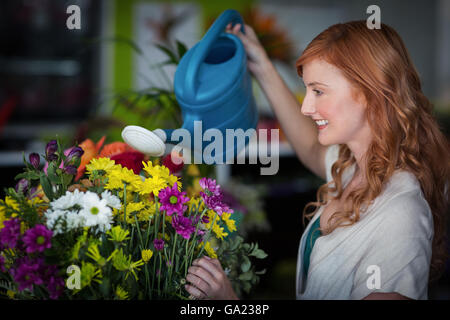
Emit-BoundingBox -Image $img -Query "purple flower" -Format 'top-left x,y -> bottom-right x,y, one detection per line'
0,218 -> 21,249
15,178 -> 29,194
11,257 -> 44,291
22,224 -> 53,253
45,140 -> 58,161
203,195 -> 233,216
65,146 -> 84,164
29,153 -> 40,169
153,238 -> 164,251
63,165 -> 78,175
158,182 -> 189,216
199,178 -> 221,196
46,275 -> 65,299
42,265 -> 64,300
198,178 -> 233,216
172,215 -> 195,240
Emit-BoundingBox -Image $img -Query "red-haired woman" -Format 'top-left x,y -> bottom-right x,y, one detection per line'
185,21 -> 450,300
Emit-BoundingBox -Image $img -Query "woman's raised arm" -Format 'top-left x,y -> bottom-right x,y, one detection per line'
226,23 -> 328,180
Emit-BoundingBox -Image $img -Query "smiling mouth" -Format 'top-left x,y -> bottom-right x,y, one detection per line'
314,119 -> 328,129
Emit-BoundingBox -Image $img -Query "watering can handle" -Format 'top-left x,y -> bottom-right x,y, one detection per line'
184,9 -> 245,101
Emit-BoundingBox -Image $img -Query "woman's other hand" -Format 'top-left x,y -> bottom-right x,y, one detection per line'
225,23 -> 270,79
185,256 -> 238,300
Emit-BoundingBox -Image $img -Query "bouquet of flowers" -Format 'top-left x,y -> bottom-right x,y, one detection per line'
0,139 -> 267,299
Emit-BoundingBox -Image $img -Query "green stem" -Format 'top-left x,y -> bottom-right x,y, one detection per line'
158,252 -> 162,297
168,233 -> 178,288
197,211 -> 218,258
183,207 -> 207,271
123,183 -> 127,226
145,264 -> 151,299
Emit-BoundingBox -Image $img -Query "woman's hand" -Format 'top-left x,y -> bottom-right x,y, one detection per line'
225,23 -> 270,79
185,256 -> 238,300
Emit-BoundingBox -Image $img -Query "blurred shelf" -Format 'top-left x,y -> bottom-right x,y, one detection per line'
0,58 -> 81,77
236,140 -> 295,160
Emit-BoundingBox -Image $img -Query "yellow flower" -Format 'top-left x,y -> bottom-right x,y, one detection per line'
142,161 -> 181,191
5,196 -> 19,211
186,164 -> 200,177
6,290 -> 15,299
212,223 -> 228,240
107,225 -> 130,243
198,241 -> 217,259
187,197 -> 204,213
86,157 -> 117,175
141,249 -> 153,263
203,210 -> 217,229
111,249 -> 144,280
139,176 -> 167,197
126,202 -> 145,214
221,212 -> 237,233
115,285 -> 130,300
158,233 -> 170,241
105,166 -> 143,192
79,261 -> 102,290
0,206 -> 5,230
87,244 -> 106,266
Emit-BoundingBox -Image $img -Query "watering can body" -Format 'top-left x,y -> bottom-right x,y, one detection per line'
122,10 -> 258,163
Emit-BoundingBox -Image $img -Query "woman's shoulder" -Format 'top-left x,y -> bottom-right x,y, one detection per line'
371,170 -> 433,240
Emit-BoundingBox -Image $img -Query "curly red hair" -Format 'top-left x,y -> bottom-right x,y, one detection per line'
296,21 -> 450,283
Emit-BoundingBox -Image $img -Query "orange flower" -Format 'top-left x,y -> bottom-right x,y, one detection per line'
76,136 -> 105,181
99,142 -> 132,158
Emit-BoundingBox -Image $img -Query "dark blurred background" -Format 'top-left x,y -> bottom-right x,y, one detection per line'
0,0 -> 449,299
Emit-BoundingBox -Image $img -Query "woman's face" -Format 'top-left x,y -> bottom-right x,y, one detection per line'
301,59 -> 372,151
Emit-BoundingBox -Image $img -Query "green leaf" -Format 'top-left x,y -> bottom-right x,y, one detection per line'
251,248 -> 268,259
40,172 -> 55,201
238,271 -> 253,281
99,278 -> 111,297
255,269 -> 266,275
47,163 -> 60,184
230,236 -> 243,251
15,171 -> 40,181
155,44 -> 178,65
240,256 -> 251,273
176,40 -> 187,59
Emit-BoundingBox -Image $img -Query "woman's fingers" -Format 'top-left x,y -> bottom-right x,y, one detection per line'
185,283 -> 207,300
186,271 -> 210,296
186,257 -> 238,300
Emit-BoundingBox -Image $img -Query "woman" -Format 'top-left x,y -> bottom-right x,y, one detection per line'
184,20 -> 450,300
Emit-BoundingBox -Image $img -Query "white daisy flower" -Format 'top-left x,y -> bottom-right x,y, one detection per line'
51,189 -> 83,210
45,209 -> 82,235
101,190 -> 122,210
79,191 -> 113,232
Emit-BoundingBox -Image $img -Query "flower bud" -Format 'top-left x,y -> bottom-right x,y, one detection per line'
45,140 -> 58,160
29,153 -> 40,169
63,165 -> 78,175
15,178 -> 29,194
65,146 -> 84,163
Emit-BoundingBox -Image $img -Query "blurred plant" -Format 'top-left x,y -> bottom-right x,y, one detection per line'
221,179 -> 270,237
206,6 -> 296,64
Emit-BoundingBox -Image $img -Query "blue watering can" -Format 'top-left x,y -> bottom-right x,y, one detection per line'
122,9 -> 258,163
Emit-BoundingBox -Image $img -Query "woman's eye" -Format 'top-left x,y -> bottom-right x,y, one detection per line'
313,89 -> 323,96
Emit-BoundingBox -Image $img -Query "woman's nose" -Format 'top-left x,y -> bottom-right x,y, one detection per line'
301,94 -> 316,116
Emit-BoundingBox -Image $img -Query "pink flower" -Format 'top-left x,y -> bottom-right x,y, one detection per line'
171,215 -> 195,240
158,182 -> 189,216
0,218 -> 21,249
22,224 -> 53,253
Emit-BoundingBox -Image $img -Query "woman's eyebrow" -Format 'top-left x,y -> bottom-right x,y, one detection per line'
306,81 -> 328,87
